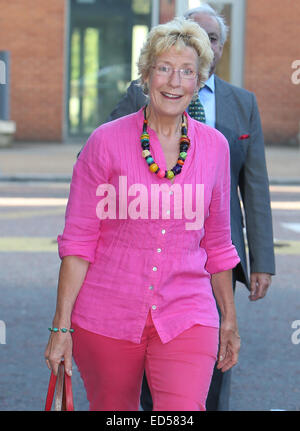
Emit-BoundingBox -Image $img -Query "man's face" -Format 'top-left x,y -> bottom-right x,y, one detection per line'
189,12 -> 224,75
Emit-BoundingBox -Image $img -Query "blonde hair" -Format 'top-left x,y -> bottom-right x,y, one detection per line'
137,17 -> 213,94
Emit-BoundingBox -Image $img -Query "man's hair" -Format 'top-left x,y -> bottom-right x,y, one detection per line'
184,3 -> 229,46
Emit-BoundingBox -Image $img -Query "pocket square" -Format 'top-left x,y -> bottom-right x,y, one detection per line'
238,134 -> 250,140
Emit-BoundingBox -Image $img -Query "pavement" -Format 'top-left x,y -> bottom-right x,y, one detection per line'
0,140 -> 300,184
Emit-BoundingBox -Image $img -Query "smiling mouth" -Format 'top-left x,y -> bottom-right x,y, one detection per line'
161,92 -> 182,100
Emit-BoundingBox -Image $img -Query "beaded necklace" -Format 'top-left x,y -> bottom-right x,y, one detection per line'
140,106 -> 190,180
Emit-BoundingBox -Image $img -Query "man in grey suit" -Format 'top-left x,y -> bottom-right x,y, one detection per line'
107,4 -> 275,411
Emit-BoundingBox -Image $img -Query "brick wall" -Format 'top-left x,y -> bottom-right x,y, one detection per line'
244,0 -> 300,145
2,1 -> 298,145
160,0 -> 176,24
0,0 -> 65,141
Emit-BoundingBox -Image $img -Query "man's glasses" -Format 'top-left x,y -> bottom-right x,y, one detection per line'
152,63 -> 198,80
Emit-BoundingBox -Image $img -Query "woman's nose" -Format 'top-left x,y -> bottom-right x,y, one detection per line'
168,69 -> 181,86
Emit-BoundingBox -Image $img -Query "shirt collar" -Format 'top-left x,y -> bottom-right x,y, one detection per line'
201,74 -> 215,93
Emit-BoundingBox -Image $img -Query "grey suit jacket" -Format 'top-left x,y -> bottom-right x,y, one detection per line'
108,76 -> 275,288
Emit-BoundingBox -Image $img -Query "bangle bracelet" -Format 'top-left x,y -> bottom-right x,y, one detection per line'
48,327 -> 74,333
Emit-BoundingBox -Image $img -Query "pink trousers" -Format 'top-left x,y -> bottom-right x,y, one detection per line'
72,312 -> 218,411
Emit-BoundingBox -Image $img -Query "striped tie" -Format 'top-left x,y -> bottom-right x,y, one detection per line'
188,97 -> 206,123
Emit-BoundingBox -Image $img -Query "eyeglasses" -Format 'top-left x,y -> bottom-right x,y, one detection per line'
152,63 -> 198,80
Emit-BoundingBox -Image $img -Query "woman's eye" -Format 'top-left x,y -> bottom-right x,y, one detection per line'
182,68 -> 193,75
158,65 -> 169,72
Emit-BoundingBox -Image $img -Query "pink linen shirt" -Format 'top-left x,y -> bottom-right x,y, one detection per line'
58,107 -> 240,344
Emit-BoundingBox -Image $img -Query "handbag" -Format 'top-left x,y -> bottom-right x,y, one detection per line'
45,361 -> 74,411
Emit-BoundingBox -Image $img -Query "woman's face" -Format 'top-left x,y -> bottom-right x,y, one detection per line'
145,45 -> 200,120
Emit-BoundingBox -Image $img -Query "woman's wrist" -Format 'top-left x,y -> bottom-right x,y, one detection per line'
219,306 -> 237,322
220,317 -> 239,335
52,311 -> 72,329
48,326 -> 74,333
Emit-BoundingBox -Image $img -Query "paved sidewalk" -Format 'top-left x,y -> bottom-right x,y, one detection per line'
0,141 -> 299,184
0,142 -> 82,182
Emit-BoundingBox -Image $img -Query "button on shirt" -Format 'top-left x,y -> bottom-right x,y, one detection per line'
57,108 -> 240,344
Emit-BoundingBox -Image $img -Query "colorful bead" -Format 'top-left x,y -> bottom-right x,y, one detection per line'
48,327 -> 74,333
166,170 -> 175,179
180,144 -> 189,151
149,163 -> 159,173
140,106 -> 190,180
172,165 -> 182,175
146,156 -> 154,165
157,169 -> 166,178
48,327 -> 59,333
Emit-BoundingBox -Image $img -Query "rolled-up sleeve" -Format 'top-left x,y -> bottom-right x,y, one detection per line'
57,129 -> 109,263
201,136 -> 240,274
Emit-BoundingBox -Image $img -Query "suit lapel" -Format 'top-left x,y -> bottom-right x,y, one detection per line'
214,76 -> 237,145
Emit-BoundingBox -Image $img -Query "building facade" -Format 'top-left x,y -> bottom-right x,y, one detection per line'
0,0 -> 299,145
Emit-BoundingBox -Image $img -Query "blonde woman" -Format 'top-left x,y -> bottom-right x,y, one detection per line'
45,17 -> 240,411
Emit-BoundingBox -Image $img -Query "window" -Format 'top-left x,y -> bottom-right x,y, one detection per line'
68,0 -> 152,137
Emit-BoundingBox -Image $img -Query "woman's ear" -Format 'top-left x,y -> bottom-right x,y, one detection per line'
142,72 -> 150,95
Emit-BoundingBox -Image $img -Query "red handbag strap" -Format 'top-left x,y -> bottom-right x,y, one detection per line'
45,362 -> 74,411
63,372 -> 74,411
45,371 -> 57,411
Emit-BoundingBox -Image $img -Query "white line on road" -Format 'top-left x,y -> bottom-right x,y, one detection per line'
281,222 -> 300,233
0,197 -> 67,206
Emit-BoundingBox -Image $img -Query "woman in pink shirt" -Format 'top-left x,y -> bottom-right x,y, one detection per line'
45,17 -> 240,411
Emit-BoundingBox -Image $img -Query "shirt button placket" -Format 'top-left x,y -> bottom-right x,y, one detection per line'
153,226 -> 168,312
148,226 -> 167,313
149,265 -> 158,298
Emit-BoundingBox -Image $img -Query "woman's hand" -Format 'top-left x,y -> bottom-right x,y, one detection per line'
210,270 -> 241,372
216,319 -> 240,372
44,256 -> 89,376
44,331 -> 73,377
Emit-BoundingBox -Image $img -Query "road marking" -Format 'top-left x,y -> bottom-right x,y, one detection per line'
0,197 -> 67,207
271,201 -> 300,210
273,240 -> 300,255
270,185 -> 300,193
0,237 -> 299,254
0,208 -> 65,219
0,198 -> 300,211
0,237 -> 57,252
281,223 -> 300,233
